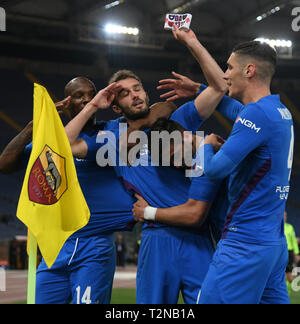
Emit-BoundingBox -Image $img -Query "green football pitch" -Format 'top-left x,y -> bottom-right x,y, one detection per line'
110,288 -> 300,304
15,288 -> 300,304
111,289 -> 184,304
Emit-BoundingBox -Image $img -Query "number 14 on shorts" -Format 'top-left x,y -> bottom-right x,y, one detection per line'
76,286 -> 92,304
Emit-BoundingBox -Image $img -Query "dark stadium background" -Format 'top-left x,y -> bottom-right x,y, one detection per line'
0,0 -> 300,267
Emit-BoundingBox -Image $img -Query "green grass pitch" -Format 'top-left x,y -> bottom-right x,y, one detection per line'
110,288 -> 300,304
13,288 -> 300,304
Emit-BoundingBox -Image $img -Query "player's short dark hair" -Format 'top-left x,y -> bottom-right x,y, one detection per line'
232,41 -> 277,82
108,70 -> 142,85
108,70 -> 143,107
150,117 -> 187,134
148,118 -> 188,166
64,77 -> 96,97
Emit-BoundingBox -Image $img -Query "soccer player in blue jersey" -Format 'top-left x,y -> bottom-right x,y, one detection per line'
159,28 -> 293,304
200,41 -> 293,304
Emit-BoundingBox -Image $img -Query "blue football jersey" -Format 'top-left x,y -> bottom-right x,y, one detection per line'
204,94 -> 294,244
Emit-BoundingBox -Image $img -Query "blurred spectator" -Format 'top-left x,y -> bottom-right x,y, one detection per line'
134,232 -> 142,265
284,212 -> 300,290
115,234 -> 126,267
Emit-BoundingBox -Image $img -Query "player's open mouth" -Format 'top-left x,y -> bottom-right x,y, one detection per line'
133,101 -> 144,108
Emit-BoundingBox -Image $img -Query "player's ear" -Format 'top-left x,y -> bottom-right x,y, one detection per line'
244,63 -> 256,79
112,104 -> 122,115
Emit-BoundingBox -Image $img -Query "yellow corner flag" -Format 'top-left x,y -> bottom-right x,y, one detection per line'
17,84 -> 90,269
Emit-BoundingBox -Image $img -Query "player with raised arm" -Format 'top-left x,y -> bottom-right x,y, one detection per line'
194,41 -> 291,304
199,41 -> 293,304
155,28 -> 293,304
0,96 -> 74,175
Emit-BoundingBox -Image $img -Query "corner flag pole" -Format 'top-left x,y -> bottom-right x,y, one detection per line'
27,231 -> 37,304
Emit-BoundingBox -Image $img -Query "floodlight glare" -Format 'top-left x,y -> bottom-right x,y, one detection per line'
255,37 -> 293,48
255,5 -> 281,22
104,0 -> 125,10
104,23 -> 139,36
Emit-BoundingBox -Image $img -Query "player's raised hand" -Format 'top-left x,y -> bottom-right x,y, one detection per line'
157,72 -> 200,101
89,82 -> 122,110
172,24 -> 198,45
55,96 -> 71,115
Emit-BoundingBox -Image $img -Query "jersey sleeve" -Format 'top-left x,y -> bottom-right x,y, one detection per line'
204,104 -> 270,179
216,95 -> 244,121
84,128 -> 128,179
84,129 -> 119,162
84,132 -> 100,161
170,101 -> 203,133
189,174 -> 222,202
196,84 -> 207,95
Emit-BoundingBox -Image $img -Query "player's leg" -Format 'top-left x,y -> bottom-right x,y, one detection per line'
199,239 -> 270,304
35,240 -> 75,304
180,231 -> 214,304
136,228 -> 181,304
260,243 -> 290,304
36,261 -> 71,304
197,257 -> 224,304
69,235 -> 116,304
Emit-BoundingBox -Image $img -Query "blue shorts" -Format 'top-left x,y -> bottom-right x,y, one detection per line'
36,234 -> 116,304
136,227 -> 215,304
199,238 -> 290,304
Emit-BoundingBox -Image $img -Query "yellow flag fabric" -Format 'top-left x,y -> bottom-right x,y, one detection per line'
17,83 -> 90,268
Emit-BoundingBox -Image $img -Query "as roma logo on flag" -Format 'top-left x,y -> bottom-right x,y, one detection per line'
28,145 -> 68,205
